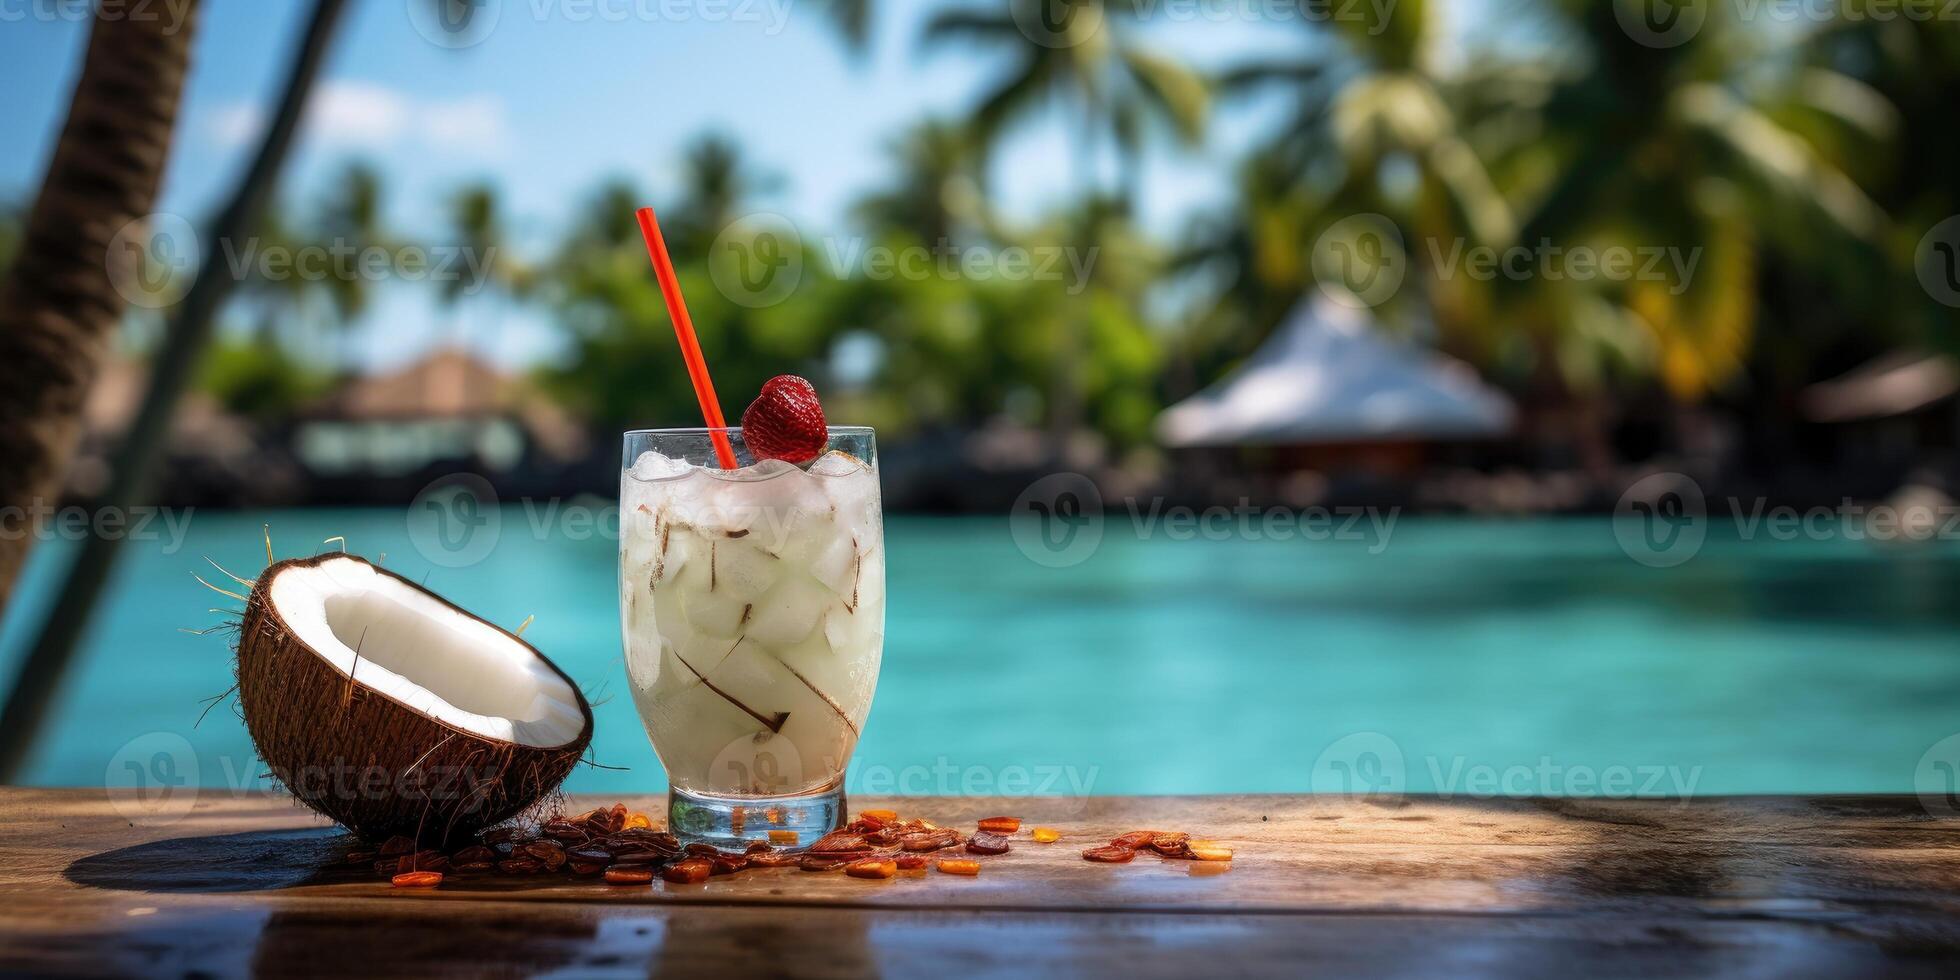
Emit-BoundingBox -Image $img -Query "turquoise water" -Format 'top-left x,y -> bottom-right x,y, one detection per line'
4,509 -> 1958,798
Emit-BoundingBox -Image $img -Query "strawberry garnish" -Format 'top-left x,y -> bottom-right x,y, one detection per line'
741,375 -> 828,464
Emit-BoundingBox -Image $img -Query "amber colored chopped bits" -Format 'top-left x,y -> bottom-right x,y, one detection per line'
1082,845 -> 1137,863
660,859 -> 713,884
846,858 -> 898,879
357,803 -> 1233,888
965,832 -> 1011,855
1187,842 -> 1233,862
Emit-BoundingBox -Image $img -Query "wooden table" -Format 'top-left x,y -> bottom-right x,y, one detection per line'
2,789 -> 1958,977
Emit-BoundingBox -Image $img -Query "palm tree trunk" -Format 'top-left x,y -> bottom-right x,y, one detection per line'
0,0 -> 351,781
0,5 -> 198,607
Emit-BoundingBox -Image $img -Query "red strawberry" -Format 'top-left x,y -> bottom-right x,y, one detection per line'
742,375 -> 828,464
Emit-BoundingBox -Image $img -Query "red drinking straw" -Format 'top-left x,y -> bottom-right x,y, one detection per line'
635,206 -> 739,469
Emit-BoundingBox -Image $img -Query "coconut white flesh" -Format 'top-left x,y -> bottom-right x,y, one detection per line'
267,557 -> 586,748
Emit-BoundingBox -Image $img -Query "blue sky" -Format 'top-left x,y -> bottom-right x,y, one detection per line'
0,1 -> 1328,368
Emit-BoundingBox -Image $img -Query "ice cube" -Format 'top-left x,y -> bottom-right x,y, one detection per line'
683,582 -> 749,637
628,450 -> 693,482
744,577 -> 827,647
708,457 -> 799,482
801,529 -> 857,598
714,535 -> 784,601
824,469 -> 882,536
807,450 -> 867,477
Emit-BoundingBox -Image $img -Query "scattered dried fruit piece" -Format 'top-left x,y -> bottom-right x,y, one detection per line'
1031,828 -> 1061,843
378,835 -> 416,856
861,809 -> 899,823
605,866 -> 655,885
523,840 -> 567,870
748,851 -> 802,868
1109,831 -> 1158,850
623,811 -> 653,831
901,828 -> 962,852
808,831 -> 868,854
1187,842 -> 1233,862
1083,846 -> 1137,863
391,871 -> 442,888
768,830 -> 800,845
935,859 -> 981,876
893,854 -> 927,870
846,858 -> 897,879
661,859 -> 713,884
977,816 -> 1021,834
965,832 -> 1011,855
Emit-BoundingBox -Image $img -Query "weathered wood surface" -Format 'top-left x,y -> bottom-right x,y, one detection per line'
2,789 -> 1958,977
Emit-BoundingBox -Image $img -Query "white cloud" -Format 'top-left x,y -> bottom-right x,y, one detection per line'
421,95 -> 510,154
206,81 -> 508,155
310,81 -> 412,148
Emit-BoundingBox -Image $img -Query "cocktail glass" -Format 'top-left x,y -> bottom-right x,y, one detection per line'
620,427 -> 883,847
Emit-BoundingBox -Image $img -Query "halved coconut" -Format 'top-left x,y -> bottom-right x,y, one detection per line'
235,554 -> 592,844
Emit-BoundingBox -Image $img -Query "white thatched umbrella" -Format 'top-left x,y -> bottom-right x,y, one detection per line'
1157,297 -> 1514,447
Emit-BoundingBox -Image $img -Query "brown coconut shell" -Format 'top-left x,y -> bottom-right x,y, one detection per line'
235,554 -> 592,845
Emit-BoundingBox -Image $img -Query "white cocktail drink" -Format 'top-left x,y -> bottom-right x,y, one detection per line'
620,446 -> 884,810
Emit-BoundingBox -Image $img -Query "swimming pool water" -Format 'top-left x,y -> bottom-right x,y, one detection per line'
4,510 -> 1957,799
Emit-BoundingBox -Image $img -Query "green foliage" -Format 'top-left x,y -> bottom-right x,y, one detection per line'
198,337 -> 331,419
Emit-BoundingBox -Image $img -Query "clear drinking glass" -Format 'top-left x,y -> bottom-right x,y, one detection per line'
620,427 -> 883,846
